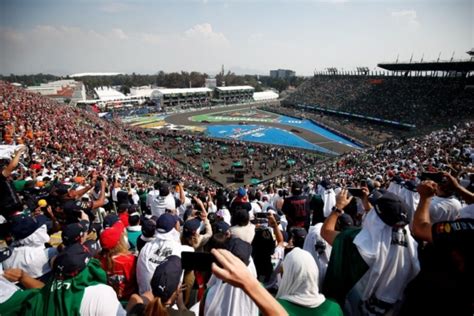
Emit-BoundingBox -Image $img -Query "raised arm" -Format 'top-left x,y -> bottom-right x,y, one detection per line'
2,146 -> 26,177
321,188 -> 352,245
211,249 -> 288,316
412,180 -> 437,242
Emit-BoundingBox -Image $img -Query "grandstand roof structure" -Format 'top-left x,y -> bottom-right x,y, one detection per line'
70,72 -> 122,77
378,60 -> 474,72
155,87 -> 212,95
253,90 -> 279,101
94,87 -> 126,101
215,85 -> 255,91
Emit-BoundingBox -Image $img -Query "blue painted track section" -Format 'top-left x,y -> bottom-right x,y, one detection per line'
277,115 -> 362,149
206,125 -> 337,154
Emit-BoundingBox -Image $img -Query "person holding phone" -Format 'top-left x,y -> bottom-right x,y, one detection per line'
209,248 -> 288,316
427,173 -> 462,223
0,145 -> 26,218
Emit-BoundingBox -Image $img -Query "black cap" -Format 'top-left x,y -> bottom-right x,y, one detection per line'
183,218 -> 201,237
156,213 -> 178,233
291,181 -> 303,194
56,184 -> 71,196
226,238 -> 252,266
214,221 -> 230,234
290,227 -> 307,241
372,191 -> 410,227
0,246 -> 12,262
62,220 -> 89,246
151,255 -> 182,301
103,214 -> 120,229
337,213 -> 354,231
9,214 -> 47,240
53,243 -> 91,279
404,179 -> 418,192
320,180 -> 331,189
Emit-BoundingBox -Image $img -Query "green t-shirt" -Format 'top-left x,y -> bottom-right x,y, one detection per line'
322,228 -> 369,306
1,258 -> 108,316
127,228 -> 141,250
277,298 -> 343,316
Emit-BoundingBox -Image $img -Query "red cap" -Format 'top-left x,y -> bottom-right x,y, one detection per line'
100,221 -> 125,250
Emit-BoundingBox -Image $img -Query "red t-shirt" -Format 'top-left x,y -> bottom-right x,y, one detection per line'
100,253 -> 137,300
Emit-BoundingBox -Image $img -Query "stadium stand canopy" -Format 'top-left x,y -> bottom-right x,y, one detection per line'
94,87 -> 126,101
253,90 -> 279,101
377,60 -> 474,72
215,85 -> 255,92
154,87 -> 213,95
70,72 -> 122,77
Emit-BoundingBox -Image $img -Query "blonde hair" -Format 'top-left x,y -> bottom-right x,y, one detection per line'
102,231 -> 130,272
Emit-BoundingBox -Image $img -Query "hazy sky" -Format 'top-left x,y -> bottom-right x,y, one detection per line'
0,0 -> 472,76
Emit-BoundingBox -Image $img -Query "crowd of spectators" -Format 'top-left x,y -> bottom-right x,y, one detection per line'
0,82 -> 214,188
261,104 -> 398,146
0,81 -> 473,315
136,128 -> 327,185
285,75 -> 474,130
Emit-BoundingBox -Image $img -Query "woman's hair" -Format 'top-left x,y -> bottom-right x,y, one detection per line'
230,208 -> 249,227
102,232 -> 130,272
252,228 -> 276,282
204,232 -> 228,252
180,232 -> 200,249
145,297 -> 169,316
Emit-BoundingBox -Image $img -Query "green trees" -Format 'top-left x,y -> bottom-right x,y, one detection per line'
1,72 -> 305,93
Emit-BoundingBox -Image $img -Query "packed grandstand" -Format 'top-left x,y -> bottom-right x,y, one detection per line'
0,57 -> 473,316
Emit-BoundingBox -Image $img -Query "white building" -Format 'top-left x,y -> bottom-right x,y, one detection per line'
205,78 -> 217,89
253,90 -> 279,101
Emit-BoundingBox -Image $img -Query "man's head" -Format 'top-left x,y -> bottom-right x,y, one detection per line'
62,220 -> 89,246
291,182 -> 303,196
128,211 -> 140,227
289,227 -> 307,248
159,183 -> 170,197
182,218 -> 201,238
150,255 -> 182,303
156,213 -> 179,234
9,213 -> 47,240
231,208 -> 250,227
100,221 -> 126,250
53,243 -> 91,279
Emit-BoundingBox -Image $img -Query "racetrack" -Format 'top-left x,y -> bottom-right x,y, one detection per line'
164,104 -> 359,155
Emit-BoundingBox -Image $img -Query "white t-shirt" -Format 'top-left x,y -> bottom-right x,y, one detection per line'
151,194 -> 176,218
459,204 -> 474,219
429,196 -> 462,223
205,260 -> 258,316
111,187 -> 122,203
136,229 -> 189,294
0,280 -> 125,316
146,189 -> 160,213
0,277 -> 19,304
216,207 -> 231,225
80,284 -> 126,316
229,224 -> 256,244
